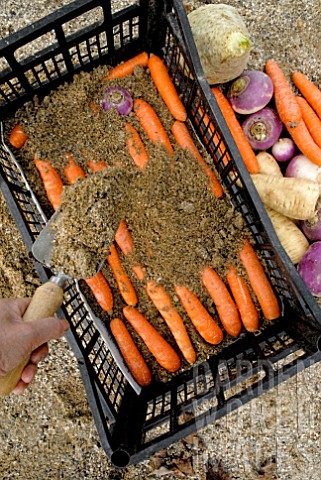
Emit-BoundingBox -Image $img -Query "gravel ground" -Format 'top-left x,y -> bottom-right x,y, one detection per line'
1,1 -> 321,479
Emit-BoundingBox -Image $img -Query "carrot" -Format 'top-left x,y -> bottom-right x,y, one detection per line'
84,272 -> 114,311
107,243 -> 138,306
285,118 -> 321,167
131,265 -> 145,281
125,123 -> 150,170
296,96 -> 321,149
171,120 -> 223,198
133,98 -> 174,156
123,306 -> 181,372
174,285 -> 224,344
87,160 -> 107,172
90,101 -> 99,114
115,220 -> 145,281
102,51 -> 149,80
226,267 -> 259,332
148,55 -> 187,122
115,219 -> 134,255
293,71 -> 321,119
239,239 -> 280,320
201,266 -> 242,337
265,60 -> 301,128
211,88 -> 259,174
9,124 -> 28,149
64,152 -> 86,183
110,317 -> 152,386
146,280 -> 196,363
34,154 -> 64,211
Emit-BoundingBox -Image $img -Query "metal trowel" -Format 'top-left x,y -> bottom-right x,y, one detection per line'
0,209 -> 142,396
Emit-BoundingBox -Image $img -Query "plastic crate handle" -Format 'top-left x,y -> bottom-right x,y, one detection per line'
0,276 -> 65,396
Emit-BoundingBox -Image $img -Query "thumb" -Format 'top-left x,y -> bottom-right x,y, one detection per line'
27,317 -> 70,351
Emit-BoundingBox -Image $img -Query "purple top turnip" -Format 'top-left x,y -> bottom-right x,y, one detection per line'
102,86 -> 133,115
241,107 -> 283,150
227,70 -> 274,114
298,241 -> 321,297
271,137 -> 296,163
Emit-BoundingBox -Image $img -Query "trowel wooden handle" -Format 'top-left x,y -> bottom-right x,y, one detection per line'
0,280 -> 65,397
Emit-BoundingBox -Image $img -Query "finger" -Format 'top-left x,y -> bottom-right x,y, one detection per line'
5,297 -> 31,316
27,317 -> 70,351
14,297 -> 31,315
21,363 -> 38,384
12,379 -> 28,395
30,343 -> 49,365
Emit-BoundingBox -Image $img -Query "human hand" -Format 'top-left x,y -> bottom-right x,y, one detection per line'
0,298 -> 69,394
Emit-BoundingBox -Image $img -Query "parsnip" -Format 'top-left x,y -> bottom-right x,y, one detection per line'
256,152 -> 282,177
265,206 -> 309,264
251,173 -> 320,220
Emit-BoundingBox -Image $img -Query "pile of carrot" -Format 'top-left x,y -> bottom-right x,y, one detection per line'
8,50 -> 281,387
263,60 -> 321,167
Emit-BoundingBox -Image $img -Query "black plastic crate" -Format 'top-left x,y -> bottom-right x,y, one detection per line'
1,0 -> 321,468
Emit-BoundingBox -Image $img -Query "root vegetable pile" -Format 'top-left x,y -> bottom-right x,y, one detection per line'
8,52 -> 280,383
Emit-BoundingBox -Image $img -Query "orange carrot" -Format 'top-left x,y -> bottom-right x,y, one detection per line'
115,220 -> 145,281
285,118 -> 321,166
34,154 -> 64,211
174,285 -> 224,344
110,317 -> 152,386
115,219 -> 134,255
9,125 -> 28,149
148,54 -> 187,122
87,160 -> 107,172
296,96 -> 321,149
265,60 -> 301,128
90,101 -> 99,114
239,240 -> 280,320
201,266 -> 242,337
123,306 -> 181,372
64,152 -> 86,183
211,88 -> 259,174
293,71 -> 321,119
226,267 -> 259,332
107,243 -> 138,306
131,265 -> 145,281
84,272 -> 114,311
133,98 -> 174,156
146,280 -> 196,363
125,123 -> 150,170
102,52 -> 149,80
171,120 -> 223,198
